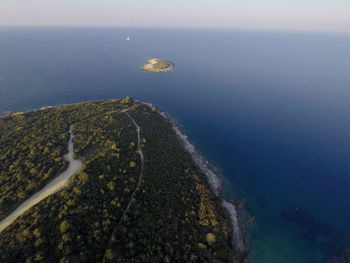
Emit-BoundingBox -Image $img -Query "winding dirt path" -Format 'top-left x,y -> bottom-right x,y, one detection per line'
103,109 -> 145,262
0,125 -> 82,234
119,109 -> 144,215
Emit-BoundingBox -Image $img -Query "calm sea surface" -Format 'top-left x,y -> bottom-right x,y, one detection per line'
0,27 -> 349,262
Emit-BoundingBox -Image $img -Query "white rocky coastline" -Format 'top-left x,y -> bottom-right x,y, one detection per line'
142,102 -> 247,261
0,105 -> 55,119
222,200 -> 247,258
2,100 -> 246,261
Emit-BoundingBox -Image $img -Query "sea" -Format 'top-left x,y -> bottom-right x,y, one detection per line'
0,27 -> 349,262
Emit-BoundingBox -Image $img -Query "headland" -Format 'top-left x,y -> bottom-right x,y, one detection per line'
0,98 -> 245,262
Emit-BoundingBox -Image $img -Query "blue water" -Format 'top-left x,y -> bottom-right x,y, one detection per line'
0,27 -> 349,262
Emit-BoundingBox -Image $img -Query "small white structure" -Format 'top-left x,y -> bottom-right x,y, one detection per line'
125,36 -> 131,41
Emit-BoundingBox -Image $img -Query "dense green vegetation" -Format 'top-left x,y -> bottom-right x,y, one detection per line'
0,98 -> 234,262
0,110 -> 67,220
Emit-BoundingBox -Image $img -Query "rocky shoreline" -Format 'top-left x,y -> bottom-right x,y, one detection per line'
143,101 -> 247,262
2,100 -> 248,262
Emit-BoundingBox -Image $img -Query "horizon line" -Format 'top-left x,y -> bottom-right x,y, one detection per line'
0,25 -> 349,35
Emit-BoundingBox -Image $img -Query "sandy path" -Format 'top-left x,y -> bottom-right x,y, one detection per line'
0,125 -> 82,234
121,110 -> 144,213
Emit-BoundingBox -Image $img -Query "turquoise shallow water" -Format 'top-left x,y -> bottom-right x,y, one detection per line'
0,27 -> 350,262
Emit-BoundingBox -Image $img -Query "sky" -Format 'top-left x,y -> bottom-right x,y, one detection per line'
0,0 -> 349,32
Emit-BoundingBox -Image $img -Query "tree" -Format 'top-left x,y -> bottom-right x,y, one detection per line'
60,220 -> 70,233
105,249 -> 116,260
78,172 -> 88,183
107,181 -> 115,191
33,228 -> 41,238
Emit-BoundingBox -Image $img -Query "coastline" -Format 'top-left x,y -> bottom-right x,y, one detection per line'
1,99 -> 247,262
0,111 -> 12,118
142,101 -> 247,262
0,99 -> 121,120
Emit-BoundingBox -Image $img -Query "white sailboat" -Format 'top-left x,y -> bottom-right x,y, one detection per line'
125,35 -> 131,41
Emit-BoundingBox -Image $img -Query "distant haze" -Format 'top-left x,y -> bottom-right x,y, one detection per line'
0,0 -> 349,32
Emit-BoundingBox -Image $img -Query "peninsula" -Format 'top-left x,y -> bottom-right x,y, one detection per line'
0,98 -> 245,262
141,58 -> 175,73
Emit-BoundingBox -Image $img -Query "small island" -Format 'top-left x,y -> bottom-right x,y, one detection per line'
141,58 -> 175,73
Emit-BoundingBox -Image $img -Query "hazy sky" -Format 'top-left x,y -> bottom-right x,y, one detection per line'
1,0 -> 349,32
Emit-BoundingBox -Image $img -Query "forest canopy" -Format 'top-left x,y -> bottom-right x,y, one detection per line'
0,98 -> 235,262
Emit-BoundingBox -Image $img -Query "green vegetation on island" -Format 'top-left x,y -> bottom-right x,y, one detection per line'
0,98 -> 236,262
141,59 -> 175,73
